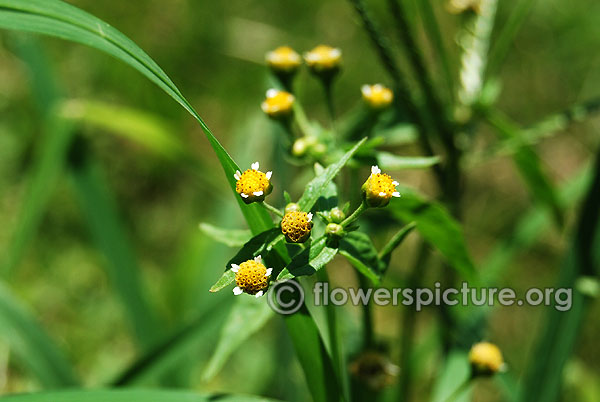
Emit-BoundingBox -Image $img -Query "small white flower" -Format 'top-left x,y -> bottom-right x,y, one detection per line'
231,264 -> 239,273
251,161 -> 260,170
233,286 -> 243,296
361,85 -> 372,97
371,165 -> 381,175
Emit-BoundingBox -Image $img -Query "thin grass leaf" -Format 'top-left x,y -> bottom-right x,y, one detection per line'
70,153 -> 161,348
377,152 -> 440,170
0,281 -> 79,388
201,296 -> 274,382
199,223 -> 251,248
390,188 -> 476,281
430,351 -> 472,402
0,389 -> 278,402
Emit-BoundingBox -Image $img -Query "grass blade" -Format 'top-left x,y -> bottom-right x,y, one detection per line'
0,281 -> 79,388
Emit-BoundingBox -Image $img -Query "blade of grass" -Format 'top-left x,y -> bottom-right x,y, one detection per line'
69,149 -> 161,348
0,281 -> 79,388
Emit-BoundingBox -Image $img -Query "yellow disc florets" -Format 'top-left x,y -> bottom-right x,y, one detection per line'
266,46 -> 302,73
304,45 -> 342,73
234,162 -> 273,204
231,256 -> 272,297
468,342 -> 505,376
261,89 -> 295,118
361,84 -> 394,109
281,211 -> 314,243
362,165 -> 400,208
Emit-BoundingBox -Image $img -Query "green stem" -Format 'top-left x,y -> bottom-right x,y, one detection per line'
322,79 -> 336,129
261,201 -> 284,218
379,221 -> 416,268
340,201 -> 367,228
292,102 -> 315,138
358,274 -> 374,348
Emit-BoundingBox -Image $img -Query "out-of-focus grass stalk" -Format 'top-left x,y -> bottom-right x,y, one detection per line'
415,0 -> 456,101
455,0 -> 498,110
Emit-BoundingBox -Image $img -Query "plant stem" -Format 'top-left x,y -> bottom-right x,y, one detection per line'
340,201 -> 367,228
358,274 -> 374,348
322,79 -> 337,129
261,201 -> 284,218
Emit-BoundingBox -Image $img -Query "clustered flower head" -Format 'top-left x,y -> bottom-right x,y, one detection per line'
266,46 -> 302,73
234,162 -> 273,204
362,166 -> 400,208
304,45 -> 342,74
281,210 -> 314,243
468,341 -> 505,376
231,255 -> 272,297
261,88 -> 295,119
361,84 -> 394,109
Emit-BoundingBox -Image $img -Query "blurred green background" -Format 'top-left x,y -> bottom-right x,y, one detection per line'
0,0 -> 599,400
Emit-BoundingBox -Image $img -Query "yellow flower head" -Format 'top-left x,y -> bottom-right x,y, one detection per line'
469,342 -> 505,376
361,84 -> 394,109
234,162 -> 273,204
362,166 -> 400,208
231,255 -> 272,297
266,46 -> 302,73
281,211 -> 314,243
304,45 -> 342,73
261,89 -> 295,118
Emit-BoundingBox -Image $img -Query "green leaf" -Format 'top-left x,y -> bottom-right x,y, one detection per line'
0,281 -> 79,388
199,223 -> 251,248
0,389 -> 278,402
390,188 -> 476,281
70,153 -> 161,348
209,228 -> 281,293
0,0 -> 273,235
376,152 -> 440,170
430,350 -> 472,402
339,232 -> 383,284
298,138 -> 367,211
277,237 -> 338,280
379,221 -> 416,267
202,296 -> 274,382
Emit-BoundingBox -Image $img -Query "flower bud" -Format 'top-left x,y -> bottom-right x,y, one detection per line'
362,166 -> 400,208
329,207 -> 346,224
284,202 -> 301,214
361,84 -> 393,110
266,46 -> 302,74
469,342 -> 505,376
304,45 -> 342,79
325,223 -> 344,237
234,162 -> 273,204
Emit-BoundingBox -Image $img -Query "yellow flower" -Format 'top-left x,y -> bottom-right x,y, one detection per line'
266,46 -> 302,73
281,211 -> 313,243
231,255 -> 272,297
362,166 -> 400,208
261,89 -> 295,118
361,84 -> 394,109
304,45 -> 342,73
234,162 -> 273,204
469,342 -> 505,375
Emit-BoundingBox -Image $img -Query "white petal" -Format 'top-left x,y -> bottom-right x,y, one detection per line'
266,171 -> 272,180
241,193 -> 248,198
331,48 -> 342,58
266,88 -> 278,98
392,181 -> 399,186
371,165 -> 381,175
234,170 -> 242,181
255,290 -> 264,298
307,212 -> 313,222
361,85 -> 371,96
379,192 -> 387,197
265,268 -> 273,276
253,191 -> 263,196
392,192 -> 401,197
231,264 -> 239,272
233,287 -> 243,295
251,161 -> 260,170
255,255 -> 263,263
